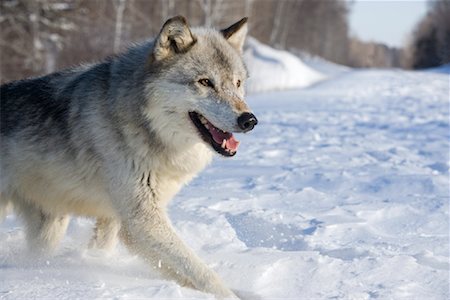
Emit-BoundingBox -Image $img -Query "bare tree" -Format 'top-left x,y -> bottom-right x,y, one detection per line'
161,0 -> 175,22
244,0 -> 253,18
0,0 -> 77,81
269,0 -> 285,46
113,0 -> 127,54
408,0 -> 450,69
197,0 -> 227,27
1,0 -> 376,83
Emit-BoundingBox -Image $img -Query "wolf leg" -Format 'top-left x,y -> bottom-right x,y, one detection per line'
14,199 -> 69,253
119,225 -> 196,289
118,204 -> 236,298
89,217 -> 121,251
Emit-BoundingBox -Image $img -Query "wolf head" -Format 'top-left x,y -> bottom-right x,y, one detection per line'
144,16 -> 257,157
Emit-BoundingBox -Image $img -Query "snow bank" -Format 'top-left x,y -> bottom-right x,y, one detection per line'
299,53 -> 350,77
244,37 -> 325,94
427,63 -> 450,74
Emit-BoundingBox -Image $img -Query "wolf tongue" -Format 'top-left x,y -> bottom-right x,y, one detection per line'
225,135 -> 240,151
210,128 -> 239,151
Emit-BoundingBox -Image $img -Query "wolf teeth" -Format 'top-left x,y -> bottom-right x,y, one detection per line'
221,139 -> 226,148
225,148 -> 235,154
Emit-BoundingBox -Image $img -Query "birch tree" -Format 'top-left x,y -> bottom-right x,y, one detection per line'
113,0 -> 127,53
0,0 -> 77,81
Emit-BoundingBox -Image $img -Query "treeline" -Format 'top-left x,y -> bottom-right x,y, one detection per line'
407,0 -> 450,69
350,0 -> 450,70
0,0 -> 355,83
1,0 -> 445,84
347,39 -> 405,68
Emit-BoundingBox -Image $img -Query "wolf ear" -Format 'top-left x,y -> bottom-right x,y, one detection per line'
221,17 -> 248,53
152,16 -> 196,61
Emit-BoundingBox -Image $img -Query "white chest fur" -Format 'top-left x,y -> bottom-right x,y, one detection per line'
152,142 -> 213,205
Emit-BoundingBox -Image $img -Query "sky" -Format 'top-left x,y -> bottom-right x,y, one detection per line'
348,0 -> 429,48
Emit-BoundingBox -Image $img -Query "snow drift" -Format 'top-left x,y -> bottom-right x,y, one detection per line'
299,53 -> 350,77
427,63 -> 450,74
244,37 -> 325,94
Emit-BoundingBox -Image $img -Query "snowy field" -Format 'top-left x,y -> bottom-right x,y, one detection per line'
1,65 -> 449,299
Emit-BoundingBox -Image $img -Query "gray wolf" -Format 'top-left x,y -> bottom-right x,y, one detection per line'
0,16 -> 257,298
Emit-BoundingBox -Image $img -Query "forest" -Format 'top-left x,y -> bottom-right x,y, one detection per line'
1,0 -> 449,84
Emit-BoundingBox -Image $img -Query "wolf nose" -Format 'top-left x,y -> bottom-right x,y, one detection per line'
237,112 -> 258,132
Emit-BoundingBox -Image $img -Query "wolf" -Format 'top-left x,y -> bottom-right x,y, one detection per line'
0,16 -> 257,298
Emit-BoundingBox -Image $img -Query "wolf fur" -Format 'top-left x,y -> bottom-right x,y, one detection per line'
0,16 -> 257,298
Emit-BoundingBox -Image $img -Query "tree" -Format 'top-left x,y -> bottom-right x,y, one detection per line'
113,0 -> 127,54
409,0 -> 450,69
1,0 -> 360,84
0,0 -> 78,80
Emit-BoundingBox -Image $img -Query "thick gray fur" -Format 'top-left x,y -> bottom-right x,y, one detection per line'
0,16 -> 255,298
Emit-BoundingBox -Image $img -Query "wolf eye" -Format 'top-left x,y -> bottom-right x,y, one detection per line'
198,78 -> 214,88
236,79 -> 241,88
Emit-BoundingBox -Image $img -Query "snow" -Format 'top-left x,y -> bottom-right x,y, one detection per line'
244,38 -> 325,94
427,63 -> 450,74
299,53 -> 351,77
1,66 -> 449,298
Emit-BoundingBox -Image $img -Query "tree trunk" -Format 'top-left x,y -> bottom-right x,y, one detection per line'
113,0 -> 127,54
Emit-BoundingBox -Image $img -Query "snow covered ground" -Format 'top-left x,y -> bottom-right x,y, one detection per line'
1,67 -> 449,299
428,63 -> 450,75
244,38 -> 325,94
299,53 -> 351,77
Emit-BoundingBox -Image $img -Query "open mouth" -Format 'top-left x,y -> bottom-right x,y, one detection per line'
189,111 -> 239,157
